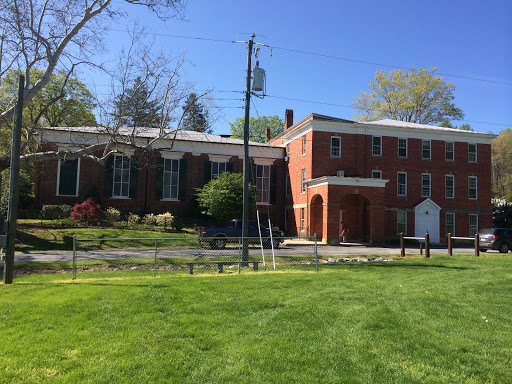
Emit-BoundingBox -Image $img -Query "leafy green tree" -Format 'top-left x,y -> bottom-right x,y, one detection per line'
492,128 -> 512,200
439,121 -> 473,131
0,69 -> 96,129
196,172 -> 256,223
230,115 -> 284,143
182,93 -> 212,133
352,67 -> 464,125
112,77 -> 162,128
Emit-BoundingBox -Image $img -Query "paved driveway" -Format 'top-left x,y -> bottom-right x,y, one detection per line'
11,243 -> 480,263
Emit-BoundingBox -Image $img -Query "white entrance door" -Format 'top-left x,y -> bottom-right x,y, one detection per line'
414,198 -> 441,243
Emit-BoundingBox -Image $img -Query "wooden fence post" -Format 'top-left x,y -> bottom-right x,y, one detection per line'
425,233 -> 430,258
475,234 -> 479,257
400,232 -> 405,257
448,233 -> 452,256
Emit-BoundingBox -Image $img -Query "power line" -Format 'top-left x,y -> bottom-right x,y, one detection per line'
108,28 -> 512,87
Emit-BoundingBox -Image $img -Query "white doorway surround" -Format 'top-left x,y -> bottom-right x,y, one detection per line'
415,198 -> 441,243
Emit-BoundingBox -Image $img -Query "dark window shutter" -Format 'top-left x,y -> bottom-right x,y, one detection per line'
179,158 -> 187,201
270,165 -> 277,204
129,155 -> 139,199
154,158 -> 164,200
104,155 -> 114,198
59,159 -> 78,196
226,161 -> 234,173
204,160 -> 211,184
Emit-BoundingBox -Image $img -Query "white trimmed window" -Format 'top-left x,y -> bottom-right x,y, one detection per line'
211,161 -> 226,179
113,154 -> 131,198
57,158 -> 80,196
469,214 -> 478,236
468,143 -> 477,163
256,164 -> 271,203
300,208 -> 305,231
445,175 -> 454,199
422,140 -> 431,159
422,173 -> 431,197
468,176 -> 477,199
372,136 -> 382,156
397,211 -> 407,235
446,213 -> 455,236
445,142 -> 454,161
397,172 -> 407,196
301,169 -> 306,193
163,158 -> 180,200
331,137 -> 341,158
371,170 -> 382,179
302,135 -> 307,155
398,138 -> 407,158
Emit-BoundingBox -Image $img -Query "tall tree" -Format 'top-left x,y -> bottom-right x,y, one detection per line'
230,115 -> 284,143
492,128 -> 512,201
439,121 -> 473,131
0,1 -> 189,171
352,67 -> 464,125
182,93 -> 212,133
112,77 -> 162,128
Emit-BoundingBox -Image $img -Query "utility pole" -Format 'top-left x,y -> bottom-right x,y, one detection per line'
241,34 -> 255,263
3,75 -> 24,284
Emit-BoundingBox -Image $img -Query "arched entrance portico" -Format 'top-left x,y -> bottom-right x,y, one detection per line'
310,194 -> 324,240
340,193 -> 370,242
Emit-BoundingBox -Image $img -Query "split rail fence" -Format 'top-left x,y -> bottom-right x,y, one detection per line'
400,232 -> 480,258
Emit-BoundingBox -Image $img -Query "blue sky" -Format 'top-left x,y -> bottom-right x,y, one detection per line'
94,0 -> 512,135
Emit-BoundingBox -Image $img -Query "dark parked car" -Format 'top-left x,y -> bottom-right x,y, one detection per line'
478,228 -> 512,253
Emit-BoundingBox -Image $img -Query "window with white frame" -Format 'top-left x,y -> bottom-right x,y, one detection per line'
302,135 -> 307,155
397,172 -> 407,196
331,137 -> 341,157
163,158 -> 180,200
422,173 -> 431,197
468,143 -> 477,163
468,176 -> 477,199
372,136 -> 382,156
256,164 -> 271,203
301,169 -> 306,193
57,158 -> 80,196
285,171 -> 290,197
398,138 -> 407,158
300,208 -> 305,231
469,214 -> 478,236
113,154 -> 131,198
422,140 -> 431,159
445,175 -> 454,199
446,213 -> 455,236
211,161 -> 226,179
371,170 -> 382,179
397,211 -> 407,235
445,142 -> 454,161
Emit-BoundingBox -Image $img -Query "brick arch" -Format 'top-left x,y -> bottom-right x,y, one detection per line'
340,193 -> 371,242
310,194 -> 324,240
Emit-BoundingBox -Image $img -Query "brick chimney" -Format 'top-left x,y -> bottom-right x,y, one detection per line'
284,109 -> 293,130
265,128 -> 271,143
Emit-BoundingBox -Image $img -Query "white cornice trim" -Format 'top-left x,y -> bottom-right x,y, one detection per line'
307,176 -> 389,188
280,119 -> 495,145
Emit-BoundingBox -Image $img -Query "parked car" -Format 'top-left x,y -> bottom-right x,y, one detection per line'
199,219 -> 284,249
478,228 -> 512,253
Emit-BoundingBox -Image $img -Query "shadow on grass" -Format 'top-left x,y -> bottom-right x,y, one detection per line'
16,230 -> 73,252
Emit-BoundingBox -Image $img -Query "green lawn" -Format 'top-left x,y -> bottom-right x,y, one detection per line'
1,254 -> 511,383
16,224 -> 197,252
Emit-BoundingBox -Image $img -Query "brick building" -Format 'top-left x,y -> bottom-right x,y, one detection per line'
35,110 -> 495,244
35,127 -> 286,228
270,110 -> 495,244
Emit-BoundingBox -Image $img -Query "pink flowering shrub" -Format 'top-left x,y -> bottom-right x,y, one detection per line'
71,198 -> 104,223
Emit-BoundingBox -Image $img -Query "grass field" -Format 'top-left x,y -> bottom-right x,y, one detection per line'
1,254 -> 511,383
16,223 -> 197,253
